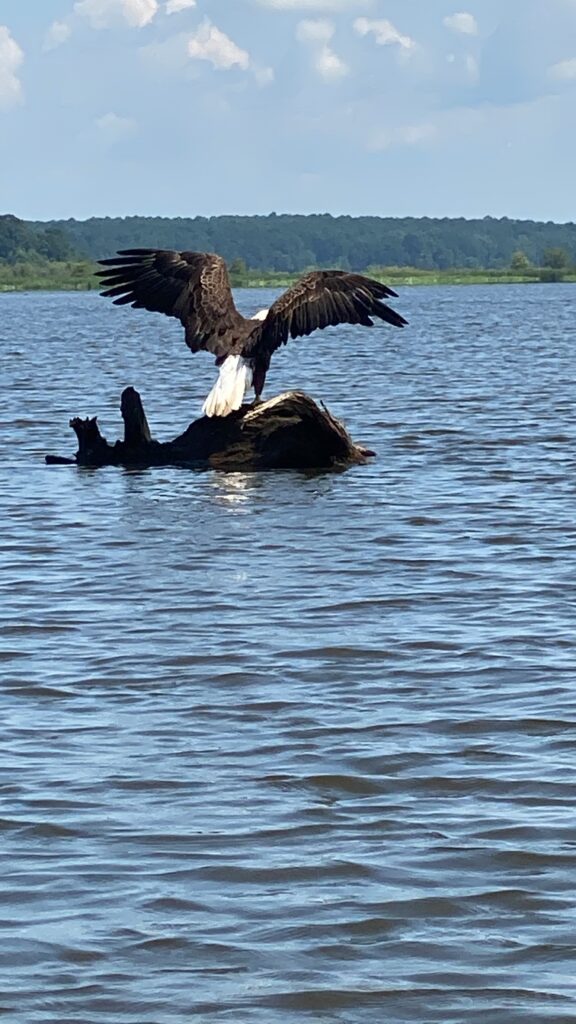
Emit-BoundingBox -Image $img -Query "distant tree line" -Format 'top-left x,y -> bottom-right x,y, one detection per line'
4,211 -> 576,273
0,214 -> 75,263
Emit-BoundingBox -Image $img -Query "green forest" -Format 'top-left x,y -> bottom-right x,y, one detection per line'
1,211 -> 576,292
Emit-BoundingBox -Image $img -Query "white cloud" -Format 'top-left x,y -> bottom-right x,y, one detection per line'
165,0 -> 196,13
188,18 -> 250,70
353,17 -> 416,56
549,57 -> 576,80
44,0 -> 158,47
74,0 -> 159,29
93,111 -> 138,144
43,20 -> 72,51
315,46 -> 348,80
443,12 -> 478,36
142,21 -> 274,84
296,19 -> 347,81
0,26 -> 23,110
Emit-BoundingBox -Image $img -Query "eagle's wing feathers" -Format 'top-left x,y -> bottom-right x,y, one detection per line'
244,270 -> 407,358
97,249 -> 244,356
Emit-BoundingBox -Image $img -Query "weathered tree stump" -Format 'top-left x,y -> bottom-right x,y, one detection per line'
45,388 -> 374,471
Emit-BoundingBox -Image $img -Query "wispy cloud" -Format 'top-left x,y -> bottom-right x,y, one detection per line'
443,12 -> 478,36
296,19 -> 348,80
464,53 -> 479,82
93,111 -> 138,144
257,0 -> 366,10
165,0 -> 196,14
446,50 -> 479,84
368,121 -> 436,152
74,0 -> 159,29
353,17 -> 416,57
141,29 -> 198,71
142,20 -> 274,84
296,18 -> 333,44
549,57 -> 576,81
253,65 -> 275,86
0,26 -> 24,110
43,20 -> 73,51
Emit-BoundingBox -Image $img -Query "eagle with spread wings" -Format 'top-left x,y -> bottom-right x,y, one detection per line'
97,249 -> 407,417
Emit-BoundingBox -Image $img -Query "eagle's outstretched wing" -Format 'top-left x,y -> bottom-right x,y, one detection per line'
244,270 -> 407,359
97,249 -> 245,356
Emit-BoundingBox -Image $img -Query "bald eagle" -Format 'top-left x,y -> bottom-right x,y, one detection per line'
97,249 -> 407,417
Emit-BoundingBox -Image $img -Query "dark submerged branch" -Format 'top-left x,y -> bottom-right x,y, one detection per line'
46,388 -> 373,471
121,385 -> 152,446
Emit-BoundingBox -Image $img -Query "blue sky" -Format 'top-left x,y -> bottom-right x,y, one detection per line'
1,0 -> 575,222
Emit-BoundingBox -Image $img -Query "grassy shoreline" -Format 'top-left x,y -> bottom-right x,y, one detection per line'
0,261 -> 575,294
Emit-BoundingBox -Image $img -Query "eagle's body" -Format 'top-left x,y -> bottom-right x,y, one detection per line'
97,249 -> 407,417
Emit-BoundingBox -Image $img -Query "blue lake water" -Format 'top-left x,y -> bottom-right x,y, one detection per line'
0,283 -> 575,1022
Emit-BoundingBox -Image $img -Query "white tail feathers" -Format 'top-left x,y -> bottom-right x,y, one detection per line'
202,355 -> 253,418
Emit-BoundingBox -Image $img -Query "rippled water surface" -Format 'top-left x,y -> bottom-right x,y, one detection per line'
1,284 -> 576,1023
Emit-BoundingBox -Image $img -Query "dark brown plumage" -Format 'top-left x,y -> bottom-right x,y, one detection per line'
97,248 -> 407,416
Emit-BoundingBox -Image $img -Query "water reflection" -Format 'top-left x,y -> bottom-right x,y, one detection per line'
210,470 -> 261,510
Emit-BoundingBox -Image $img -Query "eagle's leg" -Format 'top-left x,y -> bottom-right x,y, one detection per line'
251,361 -> 268,405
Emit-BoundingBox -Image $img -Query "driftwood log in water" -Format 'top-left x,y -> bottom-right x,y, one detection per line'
45,387 -> 374,471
